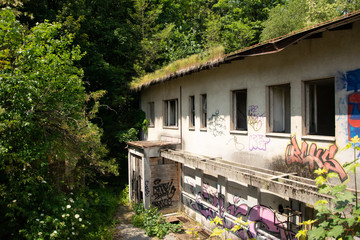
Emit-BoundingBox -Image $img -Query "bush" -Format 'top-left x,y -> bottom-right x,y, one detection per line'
131,203 -> 182,238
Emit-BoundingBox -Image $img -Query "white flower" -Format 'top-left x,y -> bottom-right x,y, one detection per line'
36,219 -> 39,221
66,205 -> 71,209
28,193 -> 32,196
40,221 -> 44,224
66,214 -> 70,217
69,198 -> 74,203
62,214 -> 65,218
74,214 -> 80,219
41,213 -> 44,216
38,232 -> 42,236
12,200 -> 16,203
53,230 -> 57,234
79,218 -> 82,222
72,232 -> 75,235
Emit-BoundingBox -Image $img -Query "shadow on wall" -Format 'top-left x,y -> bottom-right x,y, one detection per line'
269,156 -> 317,180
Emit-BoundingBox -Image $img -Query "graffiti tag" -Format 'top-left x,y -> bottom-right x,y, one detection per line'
152,178 -> 176,209
285,136 -> 347,182
189,183 -> 295,239
248,105 -> 265,131
208,110 -> 226,137
249,134 -> 270,151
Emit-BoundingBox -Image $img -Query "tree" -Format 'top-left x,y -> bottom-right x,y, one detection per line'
0,8 -> 117,237
260,0 -> 360,41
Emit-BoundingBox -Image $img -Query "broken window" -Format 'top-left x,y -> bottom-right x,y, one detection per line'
305,78 -> 335,136
200,94 -> 207,129
232,90 -> 247,131
164,99 -> 178,127
148,101 -> 155,127
189,96 -> 195,128
269,84 -> 290,133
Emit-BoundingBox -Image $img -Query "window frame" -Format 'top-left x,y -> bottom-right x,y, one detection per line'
268,84 -> 291,134
304,78 -> 335,137
163,99 -> 179,128
231,89 -> 248,132
200,94 -> 207,129
189,96 -> 195,129
148,101 -> 155,127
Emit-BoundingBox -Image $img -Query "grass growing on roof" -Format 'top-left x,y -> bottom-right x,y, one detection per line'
130,46 -> 225,90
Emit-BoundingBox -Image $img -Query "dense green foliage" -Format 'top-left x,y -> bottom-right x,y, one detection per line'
131,202 -> 182,238
1,0 -> 360,239
261,0 -> 360,41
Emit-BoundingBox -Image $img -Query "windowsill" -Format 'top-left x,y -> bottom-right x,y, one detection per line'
266,132 -> 291,138
230,130 -> 248,135
302,135 -> 336,142
189,127 -> 195,131
163,126 -> 179,130
200,128 -> 207,132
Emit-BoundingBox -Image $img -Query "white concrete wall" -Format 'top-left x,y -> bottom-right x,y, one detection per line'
141,21 -> 360,186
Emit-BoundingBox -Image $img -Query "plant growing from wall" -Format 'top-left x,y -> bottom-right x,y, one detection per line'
295,136 -> 360,239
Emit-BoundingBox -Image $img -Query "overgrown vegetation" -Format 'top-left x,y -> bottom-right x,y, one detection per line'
130,46 -> 225,90
131,202 -> 183,238
296,136 -> 360,239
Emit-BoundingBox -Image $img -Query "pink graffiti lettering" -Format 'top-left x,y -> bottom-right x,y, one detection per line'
285,136 -> 348,182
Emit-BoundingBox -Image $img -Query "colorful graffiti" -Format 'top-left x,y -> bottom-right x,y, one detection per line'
249,134 -> 270,151
152,178 -> 176,209
248,105 -> 265,131
285,136 -> 347,182
342,69 -> 360,140
188,183 -> 296,239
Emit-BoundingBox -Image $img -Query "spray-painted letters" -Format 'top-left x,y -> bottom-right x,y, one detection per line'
249,134 -> 270,151
189,183 -> 295,239
248,105 -> 265,131
285,136 -> 347,182
152,178 -> 176,209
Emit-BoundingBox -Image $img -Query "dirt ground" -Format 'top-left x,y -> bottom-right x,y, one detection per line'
112,204 -> 213,240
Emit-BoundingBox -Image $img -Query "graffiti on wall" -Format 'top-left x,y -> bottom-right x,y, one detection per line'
249,134 -> 270,151
152,178 -> 176,209
188,183 -> 295,239
227,136 -> 246,151
248,105 -> 265,131
340,69 -> 360,140
208,110 -> 226,137
285,136 -> 347,182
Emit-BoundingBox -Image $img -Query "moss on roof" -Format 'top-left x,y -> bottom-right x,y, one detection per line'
130,46 -> 225,91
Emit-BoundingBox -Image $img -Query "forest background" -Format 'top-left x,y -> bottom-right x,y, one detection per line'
1,0 -> 360,239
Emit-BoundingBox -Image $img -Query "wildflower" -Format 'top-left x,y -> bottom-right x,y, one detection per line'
12,200 -> 16,203
36,219 -> 39,221
28,193 -> 32,196
75,214 -> 80,219
38,232 -> 42,236
72,232 -> 75,235
81,224 -> 85,228
66,205 -> 71,209
40,221 -> 44,224
66,214 -> 70,217
62,214 -> 65,218
79,218 -> 82,222
69,198 -> 74,203
41,213 -> 44,216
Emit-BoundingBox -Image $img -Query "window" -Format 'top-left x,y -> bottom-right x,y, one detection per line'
269,84 -> 290,133
200,94 -> 207,128
189,96 -> 195,128
305,78 -> 335,136
232,90 -> 247,131
164,99 -> 178,127
148,102 -> 155,127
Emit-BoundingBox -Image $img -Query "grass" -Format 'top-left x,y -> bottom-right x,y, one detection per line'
130,46 -> 225,90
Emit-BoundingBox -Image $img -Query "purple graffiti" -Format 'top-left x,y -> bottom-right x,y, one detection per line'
249,134 -> 270,151
189,184 -> 296,240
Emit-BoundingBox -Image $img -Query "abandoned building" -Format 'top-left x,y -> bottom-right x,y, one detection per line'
127,11 -> 360,240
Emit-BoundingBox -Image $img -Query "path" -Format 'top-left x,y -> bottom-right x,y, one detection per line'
112,204 -> 211,240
